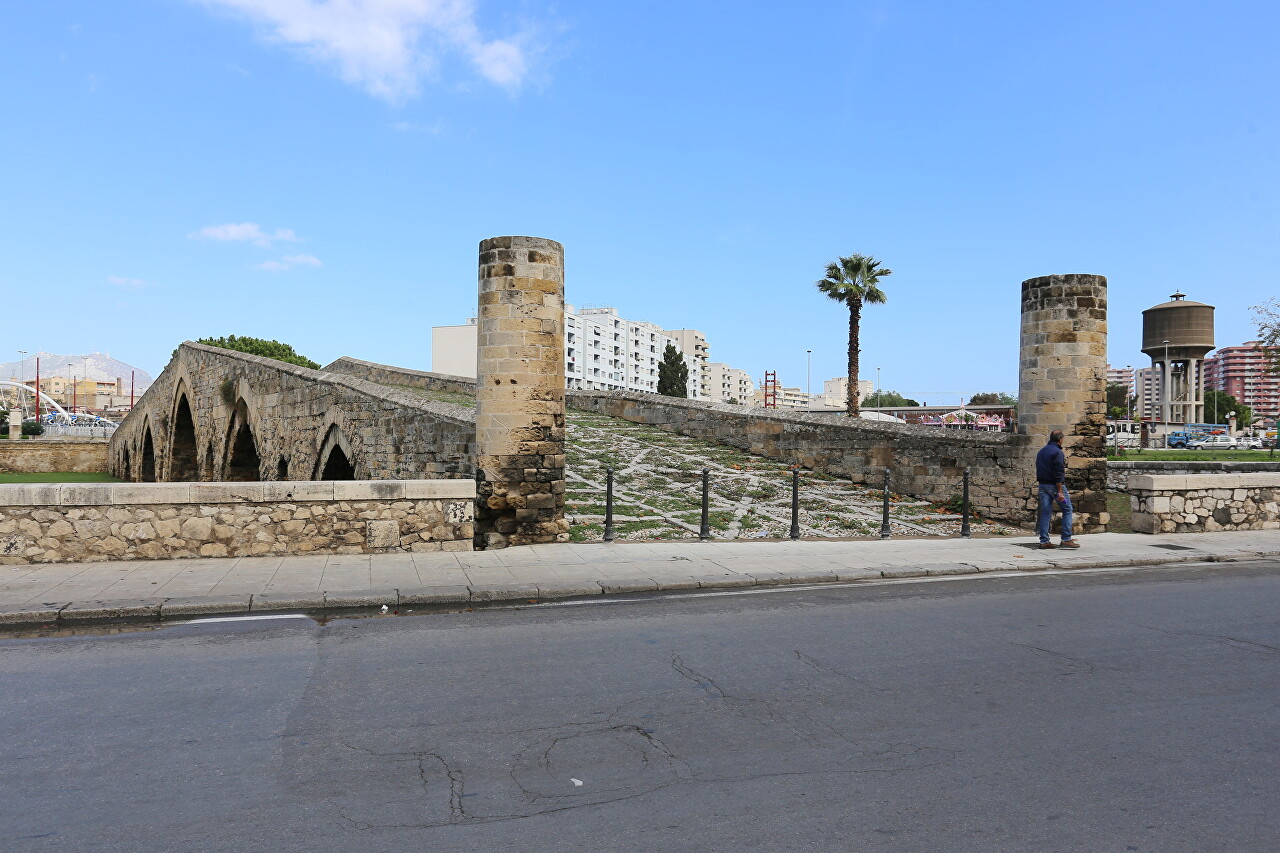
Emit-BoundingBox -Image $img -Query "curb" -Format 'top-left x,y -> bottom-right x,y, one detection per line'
1,549 -> 1275,630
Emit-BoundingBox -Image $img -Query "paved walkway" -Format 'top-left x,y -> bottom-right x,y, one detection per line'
3,531 -> 1279,626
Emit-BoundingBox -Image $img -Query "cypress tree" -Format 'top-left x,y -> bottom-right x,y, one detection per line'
657,344 -> 689,397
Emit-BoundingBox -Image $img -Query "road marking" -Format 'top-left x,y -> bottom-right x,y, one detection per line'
182,614 -> 313,625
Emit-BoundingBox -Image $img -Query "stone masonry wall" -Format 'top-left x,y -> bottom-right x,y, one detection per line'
0,480 -> 474,564
0,440 -> 110,474
1108,460 -> 1280,492
323,357 -> 477,394
110,343 -> 477,483
1017,274 -> 1109,533
567,391 -> 1040,524
1129,474 -> 1279,533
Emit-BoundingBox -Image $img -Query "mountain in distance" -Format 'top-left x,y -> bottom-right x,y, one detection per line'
0,352 -> 154,390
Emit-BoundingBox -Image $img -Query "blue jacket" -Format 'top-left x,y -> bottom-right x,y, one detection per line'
1036,442 -> 1066,484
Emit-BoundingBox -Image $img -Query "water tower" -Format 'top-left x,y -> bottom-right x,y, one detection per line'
1141,291 -> 1214,424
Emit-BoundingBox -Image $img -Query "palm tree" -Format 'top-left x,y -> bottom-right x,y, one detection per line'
816,254 -> 892,417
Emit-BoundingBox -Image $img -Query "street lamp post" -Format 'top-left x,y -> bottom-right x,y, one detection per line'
876,366 -> 881,409
806,350 -> 812,405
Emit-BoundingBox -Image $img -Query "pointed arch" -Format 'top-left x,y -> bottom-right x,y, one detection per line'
120,446 -> 132,482
276,456 -> 289,480
223,399 -> 262,482
139,426 -> 156,483
168,383 -> 199,481
314,423 -> 358,480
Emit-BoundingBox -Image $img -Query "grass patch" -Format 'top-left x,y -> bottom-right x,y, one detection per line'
1108,448 -> 1272,462
0,472 -> 122,483
569,523 -> 603,543
1107,491 -> 1135,533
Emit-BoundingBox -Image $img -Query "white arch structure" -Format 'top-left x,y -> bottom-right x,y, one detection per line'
0,379 -> 116,426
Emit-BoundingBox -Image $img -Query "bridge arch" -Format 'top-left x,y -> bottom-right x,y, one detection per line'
223,399 -> 262,481
314,423 -> 358,480
139,423 -> 156,482
167,382 -> 199,481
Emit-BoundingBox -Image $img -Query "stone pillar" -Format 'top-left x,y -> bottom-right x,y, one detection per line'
473,236 -> 568,549
1017,274 -> 1108,533
6,411 -> 19,440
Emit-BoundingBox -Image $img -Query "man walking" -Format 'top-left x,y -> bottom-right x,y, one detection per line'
1035,430 -> 1079,549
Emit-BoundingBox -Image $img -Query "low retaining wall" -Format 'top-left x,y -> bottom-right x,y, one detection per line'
1130,474 -> 1279,533
0,439 -> 110,474
1109,460 -> 1280,492
567,391 -> 1051,527
0,479 -> 474,564
323,357 -> 477,394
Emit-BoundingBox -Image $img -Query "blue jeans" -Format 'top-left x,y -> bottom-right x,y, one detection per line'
1037,483 -> 1073,543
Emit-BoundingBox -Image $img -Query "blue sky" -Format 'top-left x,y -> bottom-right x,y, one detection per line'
1,1 -> 1274,403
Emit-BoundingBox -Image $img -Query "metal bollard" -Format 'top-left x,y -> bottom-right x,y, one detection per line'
879,467 -> 891,539
603,467 -> 615,542
960,468 -> 972,539
699,469 -> 712,540
789,467 -> 801,540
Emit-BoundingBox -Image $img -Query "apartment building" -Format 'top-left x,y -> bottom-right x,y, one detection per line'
1135,367 -> 1158,420
1106,364 -> 1137,397
705,362 -> 756,405
1204,341 -> 1279,424
817,377 -> 874,409
432,306 -> 709,398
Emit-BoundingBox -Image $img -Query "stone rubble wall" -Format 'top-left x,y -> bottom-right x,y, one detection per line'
322,357 -> 477,394
110,343 -> 477,482
567,390 -> 1041,525
1108,460 -> 1280,492
1129,474 -> 1279,533
0,480 -> 474,564
0,439 -> 110,473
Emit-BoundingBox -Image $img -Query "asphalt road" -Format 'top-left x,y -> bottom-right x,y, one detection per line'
3,561 -> 1278,852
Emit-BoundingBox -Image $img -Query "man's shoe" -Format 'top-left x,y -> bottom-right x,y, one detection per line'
1038,542 -> 1056,549
1059,540 -> 1081,549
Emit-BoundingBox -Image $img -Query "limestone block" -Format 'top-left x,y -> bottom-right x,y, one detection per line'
190,483 -> 265,503
180,515 -> 214,541
365,519 -> 400,549
109,483 -> 192,505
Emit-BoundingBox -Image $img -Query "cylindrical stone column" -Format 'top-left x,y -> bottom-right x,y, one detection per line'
473,236 -> 568,549
1017,274 -> 1108,533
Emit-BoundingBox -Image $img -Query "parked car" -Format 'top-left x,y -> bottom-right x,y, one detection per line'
1186,435 -> 1237,450
1237,436 -> 1264,450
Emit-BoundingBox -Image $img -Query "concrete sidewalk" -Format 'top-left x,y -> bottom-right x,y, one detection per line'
3,531 -> 1280,627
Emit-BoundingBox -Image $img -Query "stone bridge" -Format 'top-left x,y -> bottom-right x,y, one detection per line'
109,343 -> 477,485
109,237 -> 1109,545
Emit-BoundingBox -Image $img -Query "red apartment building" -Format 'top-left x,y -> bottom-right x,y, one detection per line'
1204,341 -> 1279,426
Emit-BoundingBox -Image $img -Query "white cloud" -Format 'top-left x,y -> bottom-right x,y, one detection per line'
198,0 -> 531,101
106,275 -> 147,289
189,222 -> 301,248
389,118 -> 447,134
258,253 -> 323,272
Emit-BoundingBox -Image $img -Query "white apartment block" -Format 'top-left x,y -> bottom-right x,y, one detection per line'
431,306 -> 710,398
817,377 -> 874,409
705,362 -> 757,405
1135,367 -> 1158,420
1106,364 -> 1137,398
